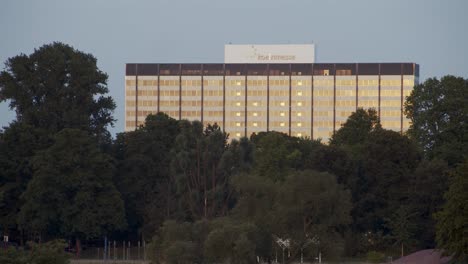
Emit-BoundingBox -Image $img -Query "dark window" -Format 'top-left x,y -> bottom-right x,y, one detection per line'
402,63 -> 416,76
335,63 -> 356,75
247,64 -> 268,75
181,64 -> 202,75
269,64 -> 290,76
126,64 -> 137,76
225,64 -> 246,76
380,63 -> 401,75
137,64 -> 159,75
291,64 -> 312,75
159,64 -> 180,75
358,63 -> 379,75
313,64 -> 335,76
203,64 -> 224,75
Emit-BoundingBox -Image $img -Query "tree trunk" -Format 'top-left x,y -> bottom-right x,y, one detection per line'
401,242 -> 404,257
76,238 -> 81,258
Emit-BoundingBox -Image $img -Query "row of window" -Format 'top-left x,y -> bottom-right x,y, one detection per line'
159,101 -> 179,107
381,110 -> 403,117
127,78 -> 415,87
335,100 -> 357,107
358,90 -> 379,97
358,100 -> 379,107
380,90 -> 403,97
335,90 -> 356,96
337,111 -> 355,118
127,110 -> 403,120
381,121 -> 402,127
129,99 -> 401,109
128,89 -> 400,98
381,101 -> 402,107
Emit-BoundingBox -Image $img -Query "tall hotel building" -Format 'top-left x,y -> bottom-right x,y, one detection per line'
125,45 -> 419,142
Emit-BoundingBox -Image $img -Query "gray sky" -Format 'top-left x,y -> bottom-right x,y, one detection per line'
1,0 -> 467,136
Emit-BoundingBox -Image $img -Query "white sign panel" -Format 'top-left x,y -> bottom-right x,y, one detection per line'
224,44 -> 315,64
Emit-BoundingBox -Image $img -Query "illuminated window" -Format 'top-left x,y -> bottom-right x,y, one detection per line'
280,122 -> 285,127
280,112 -> 285,117
297,133 -> 302,137
297,122 -> 302,127
236,81 -> 241,86
236,122 -> 241,127
297,112 -> 302,117
236,133 -> 241,137
236,112 -> 241,117
253,112 -> 258,117
280,102 -> 285,106
236,91 -> 241,96
253,122 -> 258,127
253,102 -> 258,106
298,81 -> 303,86
297,102 -> 302,106
236,102 -> 241,106
297,91 -> 302,96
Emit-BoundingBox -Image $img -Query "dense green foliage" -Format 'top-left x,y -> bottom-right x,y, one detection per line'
405,75 -> 467,166
18,129 -> 126,240
435,160 -> 468,262
0,240 -> 70,264
1,44 -> 466,263
0,42 -> 115,139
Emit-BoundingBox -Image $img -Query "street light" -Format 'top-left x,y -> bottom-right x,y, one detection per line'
274,236 -> 290,264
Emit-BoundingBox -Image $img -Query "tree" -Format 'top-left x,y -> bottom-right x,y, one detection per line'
251,131 -> 303,181
0,42 -> 115,140
0,122 -> 51,241
384,206 -> 417,257
407,159 -> 449,248
330,108 -> 381,146
18,129 -> 126,254
204,219 -> 259,264
350,129 -> 420,233
0,43 -> 117,243
113,113 -> 180,238
0,239 -> 70,264
405,76 -> 468,166
435,159 -> 468,262
273,170 -> 352,261
170,120 -> 230,220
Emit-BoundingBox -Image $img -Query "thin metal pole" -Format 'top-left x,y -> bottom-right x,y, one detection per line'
128,241 -> 131,260
138,240 -> 141,260
282,248 -> 285,264
123,241 -> 125,260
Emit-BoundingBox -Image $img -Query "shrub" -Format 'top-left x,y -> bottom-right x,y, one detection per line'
366,250 -> 385,263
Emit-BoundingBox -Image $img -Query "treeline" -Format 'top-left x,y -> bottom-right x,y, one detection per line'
0,43 -> 467,263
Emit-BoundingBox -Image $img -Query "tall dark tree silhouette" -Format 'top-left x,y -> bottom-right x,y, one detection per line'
0,42 -> 115,140
405,76 -> 467,166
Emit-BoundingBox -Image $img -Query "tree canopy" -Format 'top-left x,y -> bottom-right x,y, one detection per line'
405,75 -> 468,166
1,43 -> 466,263
435,159 -> 468,262
0,42 -> 115,138
18,129 -> 126,243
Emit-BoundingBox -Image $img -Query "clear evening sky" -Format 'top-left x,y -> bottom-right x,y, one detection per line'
1,0 -> 467,136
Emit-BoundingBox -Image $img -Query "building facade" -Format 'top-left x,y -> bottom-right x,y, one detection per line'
125,62 -> 418,142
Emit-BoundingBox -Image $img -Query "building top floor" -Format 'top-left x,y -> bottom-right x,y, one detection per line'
125,63 -> 419,77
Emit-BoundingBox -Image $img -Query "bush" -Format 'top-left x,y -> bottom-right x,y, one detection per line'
0,247 -> 28,264
0,240 -> 70,264
366,251 -> 385,263
28,240 -> 70,264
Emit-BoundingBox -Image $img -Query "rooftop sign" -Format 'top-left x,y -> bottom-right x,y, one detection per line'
224,44 -> 315,64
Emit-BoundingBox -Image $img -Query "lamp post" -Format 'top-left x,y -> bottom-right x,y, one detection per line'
274,236 -> 290,264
